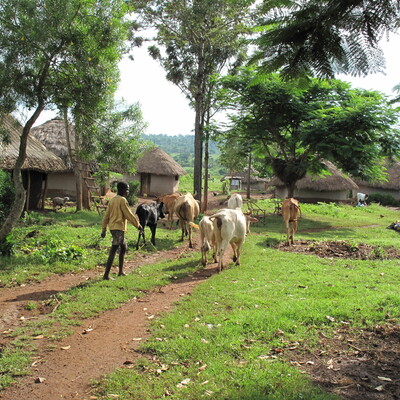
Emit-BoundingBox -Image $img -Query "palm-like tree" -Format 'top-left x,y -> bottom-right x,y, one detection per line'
254,0 -> 399,78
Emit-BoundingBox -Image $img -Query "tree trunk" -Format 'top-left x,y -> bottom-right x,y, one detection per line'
0,106 -> 44,242
287,181 -> 296,198
63,108 -> 83,211
203,130 -> 209,212
246,152 -> 251,200
193,42 -> 206,205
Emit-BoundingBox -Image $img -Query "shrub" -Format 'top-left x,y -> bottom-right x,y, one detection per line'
126,180 -> 140,206
0,170 -> 14,224
367,193 -> 399,207
0,234 -> 16,256
33,238 -> 85,264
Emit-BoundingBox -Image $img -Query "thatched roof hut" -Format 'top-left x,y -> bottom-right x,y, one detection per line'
354,160 -> 400,200
0,115 -> 66,172
137,147 -> 187,176
125,147 -> 186,196
0,115 -> 67,210
268,160 -> 358,201
31,116 -> 75,169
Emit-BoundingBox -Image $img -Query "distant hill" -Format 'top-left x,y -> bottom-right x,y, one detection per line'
142,134 -> 221,173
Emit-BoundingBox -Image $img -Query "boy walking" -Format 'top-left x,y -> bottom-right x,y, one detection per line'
101,181 -> 142,280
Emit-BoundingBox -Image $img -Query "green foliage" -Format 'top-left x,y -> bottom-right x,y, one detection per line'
217,69 -> 400,194
33,238 -> 85,264
368,193 -> 399,206
0,170 -> 14,224
126,180 -> 140,206
254,0 -> 399,79
0,234 -> 16,256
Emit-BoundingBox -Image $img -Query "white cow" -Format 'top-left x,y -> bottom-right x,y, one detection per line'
199,216 -> 217,266
210,208 -> 257,272
227,193 -> 243,210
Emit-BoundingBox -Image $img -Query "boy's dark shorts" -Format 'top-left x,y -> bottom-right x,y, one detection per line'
110,230 -> 126,246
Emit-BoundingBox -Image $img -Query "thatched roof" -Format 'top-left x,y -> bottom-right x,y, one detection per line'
0,115 -> 67,172
137,147 -> 186,176
31,117 -> 75,168
268,160 -> 358,191
354,160 -> 400,190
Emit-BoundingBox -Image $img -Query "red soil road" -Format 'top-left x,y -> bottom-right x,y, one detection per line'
0,238 -> 224,400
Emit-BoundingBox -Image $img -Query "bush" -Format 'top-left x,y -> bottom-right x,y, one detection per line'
33,237 -> 85,264
367,193 -> 399,207
0,170 -> 14,224
126,180 -> 140,206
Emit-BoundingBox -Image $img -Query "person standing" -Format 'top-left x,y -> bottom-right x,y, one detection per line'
101,181 -> 142,280
356,192 -> 369,206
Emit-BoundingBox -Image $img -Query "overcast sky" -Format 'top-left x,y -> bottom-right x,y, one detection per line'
35,32 -> 400,136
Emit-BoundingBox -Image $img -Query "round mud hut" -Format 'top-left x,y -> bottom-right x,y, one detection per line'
124,147 -> 186,196
268,160 -> 358,202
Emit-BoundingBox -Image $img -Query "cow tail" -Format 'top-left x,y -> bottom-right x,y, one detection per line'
189,222 -> 199,230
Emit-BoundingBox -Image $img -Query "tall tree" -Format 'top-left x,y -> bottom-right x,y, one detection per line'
254,0 -> 400,79
0,0 -> 133,241
137,0 -> 255,203
217,69 -> 400,196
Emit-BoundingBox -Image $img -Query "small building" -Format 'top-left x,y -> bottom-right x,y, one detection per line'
353,160 -> 400,200
0,115 -> 67,209
268,160 -> 358,202
124,147 -> 186,196
31,117 -> 77,199
221,167 -> 268,192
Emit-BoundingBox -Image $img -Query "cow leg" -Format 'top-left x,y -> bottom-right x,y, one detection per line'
291,220 -> 298,244
218,239 -> 229,272
231,242 -> 238,262
136,229 -> 146,250
188,224 -> 193,248
168,214 -> 173,230
179,220 -> 185,242
150,225 -> 157,246
285,222 -> 290,246
235,240 -> 243,265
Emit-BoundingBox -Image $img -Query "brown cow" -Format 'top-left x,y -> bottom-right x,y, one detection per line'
174,193 -> 199,248
156,192 -> 181,229
282,198 -> 300,246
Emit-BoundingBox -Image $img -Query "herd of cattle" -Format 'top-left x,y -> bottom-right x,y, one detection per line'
134,192 -> 301,272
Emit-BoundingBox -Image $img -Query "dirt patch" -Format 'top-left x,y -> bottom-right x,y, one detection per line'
0,236 -> 223,400
277,240 -> 400,260
283,324 -> 400,399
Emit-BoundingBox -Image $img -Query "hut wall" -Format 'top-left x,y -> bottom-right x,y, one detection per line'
47,172 -> 76,199
149,174 -> 178,195
124,173 -> 179,196
275,187 -> 350,201
355,185 -> 400,200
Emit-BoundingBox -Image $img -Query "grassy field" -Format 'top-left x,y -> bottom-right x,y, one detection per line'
1,201 -> 400,398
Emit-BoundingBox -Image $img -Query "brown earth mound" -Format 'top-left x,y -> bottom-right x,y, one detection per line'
278,240 -> 400,260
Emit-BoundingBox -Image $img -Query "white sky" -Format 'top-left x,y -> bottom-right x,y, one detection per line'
34,32 -> 400,136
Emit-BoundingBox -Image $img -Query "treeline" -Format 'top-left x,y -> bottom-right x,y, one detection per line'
142,134 -> 223,174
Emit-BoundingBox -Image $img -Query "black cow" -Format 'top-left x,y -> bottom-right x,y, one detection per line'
135,202 -> 165,249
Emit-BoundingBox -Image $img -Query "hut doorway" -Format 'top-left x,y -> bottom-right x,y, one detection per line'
140,173 -> 151,196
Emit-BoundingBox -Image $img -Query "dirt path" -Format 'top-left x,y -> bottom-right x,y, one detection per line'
0,237 -> 223,400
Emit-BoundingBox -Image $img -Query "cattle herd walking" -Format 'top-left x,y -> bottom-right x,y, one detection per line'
101,183 -> 301,277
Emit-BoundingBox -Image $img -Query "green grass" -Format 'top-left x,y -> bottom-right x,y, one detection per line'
92,202 -> 400,399
2,202 -> 400,397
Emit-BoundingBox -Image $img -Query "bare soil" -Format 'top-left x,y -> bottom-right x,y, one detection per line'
1,197 -> 400,400
277,239 -> 400,260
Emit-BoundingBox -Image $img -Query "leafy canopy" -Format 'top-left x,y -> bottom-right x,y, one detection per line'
217,68 -> 400,191
253,0 -> 399,79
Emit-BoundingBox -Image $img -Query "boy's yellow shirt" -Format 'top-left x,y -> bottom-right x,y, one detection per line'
101,195 -> 140,232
